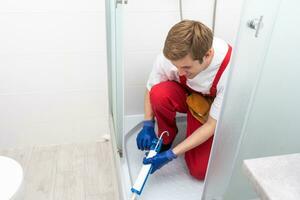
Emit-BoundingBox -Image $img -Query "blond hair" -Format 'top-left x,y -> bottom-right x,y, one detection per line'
163,20 -> 213,64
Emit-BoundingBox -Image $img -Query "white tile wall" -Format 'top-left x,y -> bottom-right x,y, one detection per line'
124,0 -> 178,12
0,13 -> 106,54
183,11 -> 214,28
183,0 -> 214,12
124,85 -> 145,115
0,90 -> 107,123
123,11 -> 179,52
0,0 -> 108,148
214,0 -> 244,46
0,53 -> 107,93
124,51 -> 158,86
125,0 -> 213,12
0,0 -> 105,12
123,0 -> 214,115
0,116 -> 108,147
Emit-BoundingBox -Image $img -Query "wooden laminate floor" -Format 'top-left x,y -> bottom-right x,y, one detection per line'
0,141 -> 119,200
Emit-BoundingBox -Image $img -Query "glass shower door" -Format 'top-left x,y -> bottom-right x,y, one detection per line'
203,0 -> 300,199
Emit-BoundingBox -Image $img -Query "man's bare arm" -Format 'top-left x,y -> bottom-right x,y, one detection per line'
172,116 -> 216,156
144,90 -> 154,120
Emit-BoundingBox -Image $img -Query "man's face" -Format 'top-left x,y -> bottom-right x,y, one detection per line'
171,53 -> 208,79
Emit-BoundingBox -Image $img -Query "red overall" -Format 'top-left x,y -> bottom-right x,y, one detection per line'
149,45 -> 232,180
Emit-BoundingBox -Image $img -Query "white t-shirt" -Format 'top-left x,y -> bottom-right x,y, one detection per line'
146,37 -> 231,120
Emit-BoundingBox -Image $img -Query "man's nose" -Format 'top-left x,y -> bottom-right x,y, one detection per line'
178,69 -> 187,76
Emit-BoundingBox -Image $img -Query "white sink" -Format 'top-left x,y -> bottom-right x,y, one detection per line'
0,156 -> 23,200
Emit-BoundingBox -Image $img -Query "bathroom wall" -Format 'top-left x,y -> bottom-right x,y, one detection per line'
214,0 -> 244,46
0,0 -> 109,148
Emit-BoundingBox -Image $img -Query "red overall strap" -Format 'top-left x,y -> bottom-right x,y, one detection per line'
209,44 -> 232,97
179,75 -> 196,93
179,75 -> 187,86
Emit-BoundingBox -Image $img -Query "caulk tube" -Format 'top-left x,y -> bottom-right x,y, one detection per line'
131,138 -> 162,196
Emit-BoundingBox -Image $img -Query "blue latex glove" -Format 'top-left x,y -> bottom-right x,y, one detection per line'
136,120 -> 157,150
143,149 -> 177,174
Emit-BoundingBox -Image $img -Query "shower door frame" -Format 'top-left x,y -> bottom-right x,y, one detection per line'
106,0 -> 124,153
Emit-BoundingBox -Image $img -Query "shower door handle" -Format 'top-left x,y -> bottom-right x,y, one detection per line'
247,16 -> 264,37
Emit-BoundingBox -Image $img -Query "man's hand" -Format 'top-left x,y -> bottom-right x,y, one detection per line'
136,120 -> 157,150
143,149 -> 177,174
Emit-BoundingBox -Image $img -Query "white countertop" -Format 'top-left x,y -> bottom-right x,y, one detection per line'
243,153 -> 300,200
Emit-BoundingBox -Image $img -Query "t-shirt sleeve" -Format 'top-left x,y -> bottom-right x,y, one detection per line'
146,53 -> 178,91
209,87 -> 224,120
209,67 -> 229,120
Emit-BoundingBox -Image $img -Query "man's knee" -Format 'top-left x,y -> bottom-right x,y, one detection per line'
185,152 -> 210,181
149,81 -> 177,105
190,168 -> 207,180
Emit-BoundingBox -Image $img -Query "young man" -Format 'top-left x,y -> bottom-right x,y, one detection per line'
136,20 -> 232,180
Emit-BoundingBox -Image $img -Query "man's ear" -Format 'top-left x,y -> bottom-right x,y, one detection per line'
205,48 -> 213,58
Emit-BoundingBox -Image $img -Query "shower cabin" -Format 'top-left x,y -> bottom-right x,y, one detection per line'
106,0 -> 300,199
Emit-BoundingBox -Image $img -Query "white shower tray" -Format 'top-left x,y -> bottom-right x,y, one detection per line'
124,117 -> 204,200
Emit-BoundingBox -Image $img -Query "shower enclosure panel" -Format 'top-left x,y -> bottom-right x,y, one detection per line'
203,0 -> 300,199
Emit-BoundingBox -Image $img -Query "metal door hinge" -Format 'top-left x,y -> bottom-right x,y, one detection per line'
117,148 -> 123,157
116,0 -> 128,8
116,0 -> 122,8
